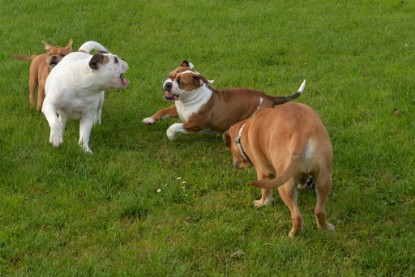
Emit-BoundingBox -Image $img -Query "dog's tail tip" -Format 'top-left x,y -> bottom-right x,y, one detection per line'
78,41 -> 109,54
298,79 -> 306,94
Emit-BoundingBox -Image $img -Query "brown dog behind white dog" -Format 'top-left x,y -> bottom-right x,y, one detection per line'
223,102 -> 334,237
14,39 -> 73,111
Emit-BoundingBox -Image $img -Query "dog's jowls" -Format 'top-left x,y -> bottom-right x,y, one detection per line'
42,41 -> 129,153
223,102 -> 334,237
143,61 -> 305,140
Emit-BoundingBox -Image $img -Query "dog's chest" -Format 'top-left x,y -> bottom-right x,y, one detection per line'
175,102 -> 203,121
175,89 -> 212,121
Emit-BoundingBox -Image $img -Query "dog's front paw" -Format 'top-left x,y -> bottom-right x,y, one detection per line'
288,229 -> 299,238
166,123 -> 186,140
166,129 -> 176,140
93,115 -> 102,125
317,222 -> 335,232
253,199 -> 272,208
82,145 -> 93,154
142,117 -> 155,125
49,129 -> 63,148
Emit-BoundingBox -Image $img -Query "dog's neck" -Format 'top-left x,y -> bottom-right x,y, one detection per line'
236,123 -> 252,164
175,85 -> 213,121
178,85 -> 212,104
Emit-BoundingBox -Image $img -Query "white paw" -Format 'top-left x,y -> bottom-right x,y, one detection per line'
82,145 -> 93,154
93,115 -> 102,125
166,130 -> 176,140
49,129 -> 63,148
253,199 -> 272,208
142,117 -> 155,124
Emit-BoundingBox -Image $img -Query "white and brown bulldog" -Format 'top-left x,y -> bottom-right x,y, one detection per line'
223,102 -> 335,237
42,41 -> 129,153
143,60 -> 305,140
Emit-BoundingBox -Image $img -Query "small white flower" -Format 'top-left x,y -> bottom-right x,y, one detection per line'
157,189 -> 162,193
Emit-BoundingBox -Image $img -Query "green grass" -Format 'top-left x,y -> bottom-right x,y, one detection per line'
1,0 -> 415,275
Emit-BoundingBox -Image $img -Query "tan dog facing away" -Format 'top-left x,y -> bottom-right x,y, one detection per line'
143,61 -> 305,140
14,39 -> 73,111
223,102 -> 335,237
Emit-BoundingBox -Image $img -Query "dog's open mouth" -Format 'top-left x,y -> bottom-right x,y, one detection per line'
164,90 -> 179,101
49,61 -> 58,69
120,74 -> 129,87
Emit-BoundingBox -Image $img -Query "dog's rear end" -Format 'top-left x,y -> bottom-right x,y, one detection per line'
224,102 -> 334,237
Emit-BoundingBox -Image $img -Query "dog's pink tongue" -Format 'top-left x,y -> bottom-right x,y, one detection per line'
164,91 -> 173,98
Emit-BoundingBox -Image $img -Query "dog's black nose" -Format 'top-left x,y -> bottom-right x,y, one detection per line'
164,82 -> 172,91
50,56 -> 58,63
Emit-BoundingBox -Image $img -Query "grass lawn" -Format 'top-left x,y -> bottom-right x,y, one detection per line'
1,0 -> 414,275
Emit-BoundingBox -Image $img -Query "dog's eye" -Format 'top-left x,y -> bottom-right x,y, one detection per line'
114,57 -> 119,63
60,53 -> 66,57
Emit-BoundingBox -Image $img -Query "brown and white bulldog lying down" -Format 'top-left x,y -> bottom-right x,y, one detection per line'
143,60 -> 305,140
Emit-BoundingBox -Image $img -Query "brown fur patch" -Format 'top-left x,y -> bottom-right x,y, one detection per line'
102,55 -> 110,65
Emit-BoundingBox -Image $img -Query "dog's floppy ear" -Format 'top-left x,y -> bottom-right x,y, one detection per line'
89,53 -> 105,70
192,73 -> 210,86
223,131 -> 232,148
181,60 -> 194,69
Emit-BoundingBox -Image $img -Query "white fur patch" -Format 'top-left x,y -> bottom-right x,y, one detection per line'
298,80 -> 306,94
303,138 -> 313,159
166,123 -> 187,140
174,85 -> 212,121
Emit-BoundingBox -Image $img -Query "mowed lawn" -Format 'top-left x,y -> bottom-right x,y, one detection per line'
1,0 -> 414,275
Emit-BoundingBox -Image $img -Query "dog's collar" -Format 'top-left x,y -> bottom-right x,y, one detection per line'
251,97 -> 264,118
235,123 -> 251,164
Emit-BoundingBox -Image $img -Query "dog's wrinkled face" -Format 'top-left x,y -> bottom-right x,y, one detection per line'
43,38 -> 73,69
164,71 -> 211,101
223,123 -> 252,169
88,53 -> 129,90
163,60 -> 195,101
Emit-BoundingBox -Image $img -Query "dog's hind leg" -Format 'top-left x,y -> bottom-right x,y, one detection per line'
79,115 -> 94,153
277,179 -> 303,237
314,171 -> 335,232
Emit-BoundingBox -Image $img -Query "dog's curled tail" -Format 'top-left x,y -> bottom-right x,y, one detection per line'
273,80 -> 306,105
78,41 -> 109,54
251,155 -> 299,189
13,54 -> 37,61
